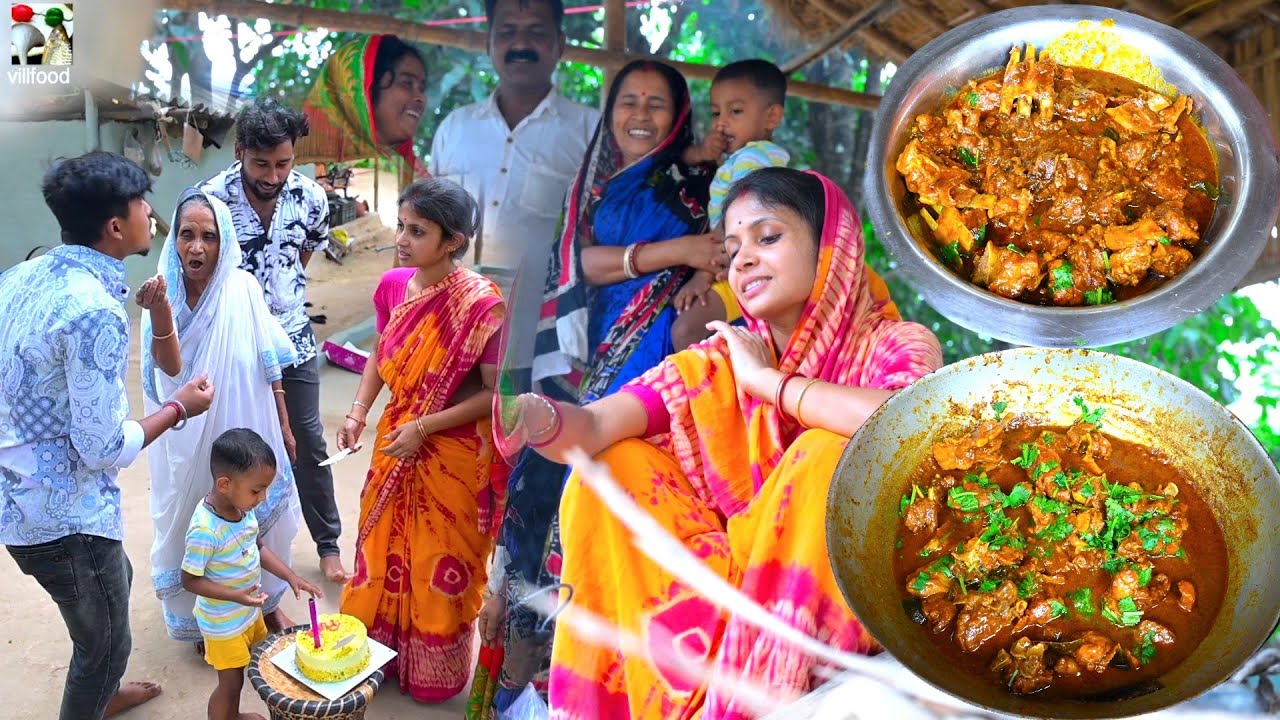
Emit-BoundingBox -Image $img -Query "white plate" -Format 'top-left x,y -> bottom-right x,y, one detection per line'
268,637 -> 397,701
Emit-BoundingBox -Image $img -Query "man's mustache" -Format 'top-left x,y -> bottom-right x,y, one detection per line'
505,49 -> 539,64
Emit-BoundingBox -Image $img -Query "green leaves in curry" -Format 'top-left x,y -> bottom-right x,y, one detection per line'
896,396 -> 1201,693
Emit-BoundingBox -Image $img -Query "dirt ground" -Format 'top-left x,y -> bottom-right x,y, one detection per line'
0,171 -> 475,719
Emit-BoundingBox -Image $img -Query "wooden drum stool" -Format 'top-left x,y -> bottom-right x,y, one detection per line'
248,625 -> 384,720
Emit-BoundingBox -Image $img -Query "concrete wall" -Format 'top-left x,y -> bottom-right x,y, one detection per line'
0,118 -> 318,315
0,118 -> 236,308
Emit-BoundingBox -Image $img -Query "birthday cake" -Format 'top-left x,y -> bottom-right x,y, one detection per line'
295,613 -> 371,683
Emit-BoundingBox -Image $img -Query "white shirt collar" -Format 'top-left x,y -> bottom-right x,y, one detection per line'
483,86 -> 562,127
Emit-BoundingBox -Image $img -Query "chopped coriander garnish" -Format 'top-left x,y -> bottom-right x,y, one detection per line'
941,241 -> 962,266
973,224 -> 988,245
1085,287 -> 1114,305
965,90 -> 979,107
957,147 -> 979,168
1003,484 -> 1031,508
911,572 -> 931,593
1017,573 -> 1040,599
1137,565 -> 1153,586
991,400 -> 1008,420
1042,432 -> 1055,445
1006,244 -> 1026,256
1049,600 -> 1069,619
1134,632 -> 1157,664
1117,596 -> 1144,626
1070,588 -> 1095,616
1102,250 -> 1111,273
1033,460 -> 1060,479
1037,517 -> 1075,542
1158,236 -> 1170,245
1032,495 -> 1069,515
1011,442 -> 1039,469
1073,396 -> 1106,426
948,487 -> 981,513
979,577 -> 1000,593
1101,555 -> 1128,574
1051,262 -> 1075,292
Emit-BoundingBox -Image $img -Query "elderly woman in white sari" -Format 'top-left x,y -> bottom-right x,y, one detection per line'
139,187 -> 303,649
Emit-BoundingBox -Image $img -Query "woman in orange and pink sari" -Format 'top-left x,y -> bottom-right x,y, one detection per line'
336,178 -> 507,703
507,167 -> 944,719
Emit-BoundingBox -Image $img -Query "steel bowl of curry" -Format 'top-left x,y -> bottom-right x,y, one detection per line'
864,5 -> 1280,348
826,347 -> 1280,718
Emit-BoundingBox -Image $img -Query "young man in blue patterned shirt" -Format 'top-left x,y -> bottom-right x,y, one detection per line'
0,152 -> 216,720
200,99 -> 349,583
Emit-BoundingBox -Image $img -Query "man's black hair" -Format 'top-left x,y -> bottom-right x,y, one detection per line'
210,428 -> 278,480
713,59 -> 788,107
235,97 -> 309,152
485,0 -> 565,30
41,151 -> 152,247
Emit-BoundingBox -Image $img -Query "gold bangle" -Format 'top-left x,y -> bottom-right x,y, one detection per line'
152,328 -> 176,340
272,389 -> 286,395
415,416 -> 427,438
794,378 -> 820,429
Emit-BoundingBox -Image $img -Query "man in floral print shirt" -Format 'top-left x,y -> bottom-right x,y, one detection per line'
201,98 -> 349,583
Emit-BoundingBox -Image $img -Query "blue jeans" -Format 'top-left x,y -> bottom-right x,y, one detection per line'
8,534 -> 133,720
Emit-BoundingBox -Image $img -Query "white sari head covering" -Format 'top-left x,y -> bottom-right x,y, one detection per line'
142,187 -> 251,404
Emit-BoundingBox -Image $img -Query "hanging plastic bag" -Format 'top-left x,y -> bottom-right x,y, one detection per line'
499,684 -> 548,720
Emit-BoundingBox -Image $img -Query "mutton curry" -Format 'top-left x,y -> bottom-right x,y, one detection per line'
893,398 -> 1227,698
895,45 -> 1218,306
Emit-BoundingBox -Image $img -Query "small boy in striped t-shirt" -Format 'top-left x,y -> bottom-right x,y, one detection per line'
182,428 -> 322,720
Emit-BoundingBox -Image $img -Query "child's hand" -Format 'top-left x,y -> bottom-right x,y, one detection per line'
674,271 -> 714,314
234,584 -> 269,607
682,132 -> 727,166
290,574 -> 326,600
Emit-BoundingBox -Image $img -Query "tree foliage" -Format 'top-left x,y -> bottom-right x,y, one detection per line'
145,0 -> 1279,463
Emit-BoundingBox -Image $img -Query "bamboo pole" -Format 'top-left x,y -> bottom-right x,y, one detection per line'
161,0 -> 882,111
602,0 -> 626,103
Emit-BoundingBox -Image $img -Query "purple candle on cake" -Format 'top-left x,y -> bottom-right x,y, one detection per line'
308,597 -> 322,649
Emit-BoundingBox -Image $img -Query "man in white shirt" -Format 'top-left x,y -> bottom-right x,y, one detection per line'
429,0 -> 598,280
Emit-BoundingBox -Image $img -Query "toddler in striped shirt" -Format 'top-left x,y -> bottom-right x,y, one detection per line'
182,428 -> 323,720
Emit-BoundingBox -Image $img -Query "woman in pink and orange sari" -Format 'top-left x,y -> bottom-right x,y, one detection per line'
337,179 -> 507,703
507,168 -> 944,719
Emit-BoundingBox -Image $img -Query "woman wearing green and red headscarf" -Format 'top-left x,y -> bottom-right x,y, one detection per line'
297,34 -> 430,184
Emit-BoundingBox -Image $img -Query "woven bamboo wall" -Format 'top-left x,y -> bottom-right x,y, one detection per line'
763,0 -> 1280,285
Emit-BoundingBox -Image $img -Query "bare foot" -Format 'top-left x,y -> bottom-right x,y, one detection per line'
265,608 -> 293,633
104,681 -> 162,718
320,555 -> 352,584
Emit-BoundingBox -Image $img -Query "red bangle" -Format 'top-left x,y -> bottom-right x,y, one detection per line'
774,372 -> 801,417
529,410 -> 563,448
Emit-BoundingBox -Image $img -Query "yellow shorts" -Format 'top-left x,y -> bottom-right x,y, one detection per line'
203,614 -> 268,671
709,279 -> 742,323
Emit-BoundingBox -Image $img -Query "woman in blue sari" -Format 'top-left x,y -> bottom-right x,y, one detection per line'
471,61 -> 720,717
